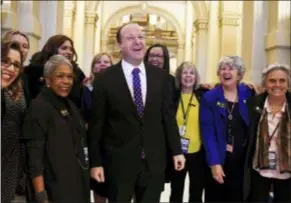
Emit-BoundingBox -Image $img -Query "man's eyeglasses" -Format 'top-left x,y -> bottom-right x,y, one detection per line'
1,59 -> 21,71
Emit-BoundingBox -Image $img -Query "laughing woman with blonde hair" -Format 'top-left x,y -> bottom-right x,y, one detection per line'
169,61 -> 209,203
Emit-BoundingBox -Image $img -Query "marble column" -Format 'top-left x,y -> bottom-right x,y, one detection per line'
194,18 -> 208,82
206,1 -> 219,83
251,1 -> 268,84
184,1 -> 194,61
177,41 -> 185,66
192,32 -> 196,64
16,1 -> 41,64
38,1 -> 65,49
218,14 -> 240,56
73,1 -> 85,70
1,1 -> 18,32
265,1 -> 290,66
241,1 -> 254,83
83,12 -> 98,76
63,1 -> 75,39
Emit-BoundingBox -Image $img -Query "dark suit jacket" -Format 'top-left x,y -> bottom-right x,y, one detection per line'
243,91 -> 291,201
88,61 -> 182,184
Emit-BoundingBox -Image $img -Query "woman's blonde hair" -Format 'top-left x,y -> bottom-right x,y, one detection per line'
91,52 -> 113,72
175,61 -> 201,90
2,30 -> 30,48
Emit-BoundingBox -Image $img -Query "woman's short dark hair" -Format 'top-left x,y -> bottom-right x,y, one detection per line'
144,43 -> 170,74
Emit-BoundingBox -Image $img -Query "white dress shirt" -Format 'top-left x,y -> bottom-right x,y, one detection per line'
121,59 -> 147,105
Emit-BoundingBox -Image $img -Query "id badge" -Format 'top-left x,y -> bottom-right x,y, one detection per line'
226,136 -> 234,153
268,151 -> 276,170
83,147 -> 89,163
180,137 -> 190,154
179,125 -> 186,137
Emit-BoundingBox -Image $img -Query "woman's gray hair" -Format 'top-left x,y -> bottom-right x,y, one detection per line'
175,61 -> 201,90
216,56 -> 246,81
261,63 -> 291,88
43,55 -> 73,78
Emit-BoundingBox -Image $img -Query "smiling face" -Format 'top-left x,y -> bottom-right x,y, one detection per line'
46,63 -> 74,97
92,54 -> 112,73
181,67 -> 196,90
1,49 -> 21,88
118,24 -> 145,66
147,47 -> 164,69
264,69 -> 289,99
218,63 -> 240,88
57,40 -> 74,61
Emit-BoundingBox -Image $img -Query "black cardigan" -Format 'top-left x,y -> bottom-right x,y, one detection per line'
243,91 -> 291,201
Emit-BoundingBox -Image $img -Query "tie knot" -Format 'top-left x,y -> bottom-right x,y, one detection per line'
132,68 -> 140,75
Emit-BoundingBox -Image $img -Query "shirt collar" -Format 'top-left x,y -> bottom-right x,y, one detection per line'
264,97 -> 286,113
121,59 -> 146,76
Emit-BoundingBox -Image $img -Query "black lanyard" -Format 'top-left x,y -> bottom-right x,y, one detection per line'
268,119 -> 281,146
180,93 -> 194,126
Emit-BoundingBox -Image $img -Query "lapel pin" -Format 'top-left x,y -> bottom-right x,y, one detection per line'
255,106 -> 262,113
60,109 -> 69,117
217,101 -> 225,108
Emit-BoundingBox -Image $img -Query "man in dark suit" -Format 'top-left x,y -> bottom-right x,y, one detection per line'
88,23 -> 185,202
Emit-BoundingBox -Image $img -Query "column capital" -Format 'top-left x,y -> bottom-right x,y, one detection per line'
85,12 -> 98,24
193,18 -> 208,31
219,15 -> 240,27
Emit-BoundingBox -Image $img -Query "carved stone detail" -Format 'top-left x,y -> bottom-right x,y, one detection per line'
194,18 -> 208,31
85,12 -> 98,24
219,17 -> 239,27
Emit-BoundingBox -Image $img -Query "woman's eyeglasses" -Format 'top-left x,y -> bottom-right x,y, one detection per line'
1,58 -> 21,71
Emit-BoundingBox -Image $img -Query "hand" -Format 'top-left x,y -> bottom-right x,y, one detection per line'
200,83 -> 214,89
82,75 -> 93,86
210,164 -> 225,184
243,82 -> 264,95
91,167 -> 105,183
173,154 -> 185,171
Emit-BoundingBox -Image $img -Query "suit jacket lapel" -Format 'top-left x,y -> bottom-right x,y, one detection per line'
216,85 -> 227,118
238,87 -> 250,126
143,65 -> 154,116
116,62 -> 141,120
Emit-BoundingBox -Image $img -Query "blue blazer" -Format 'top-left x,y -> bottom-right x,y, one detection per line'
199,84 -> 254,166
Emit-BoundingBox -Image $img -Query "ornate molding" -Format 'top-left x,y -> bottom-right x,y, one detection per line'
193,18 -> 208,31
85,12 -> 98,24
265,30 -> 291,51
219,16 -> 240,27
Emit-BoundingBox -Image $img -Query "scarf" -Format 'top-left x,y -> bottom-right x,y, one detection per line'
253,103 -> 291,173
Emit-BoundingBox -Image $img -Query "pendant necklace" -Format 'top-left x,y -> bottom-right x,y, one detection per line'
226,94 -> 238,120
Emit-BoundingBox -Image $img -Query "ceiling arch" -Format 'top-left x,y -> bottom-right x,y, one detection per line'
102,4 -> 184,46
